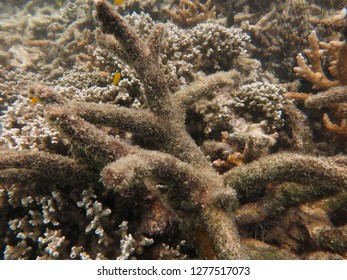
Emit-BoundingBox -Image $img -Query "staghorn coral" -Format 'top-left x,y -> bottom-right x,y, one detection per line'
290,9 -> 347,138
0,0 -> 95,73
1,8 -> 259,153
163,0 -> 216,27
232,0 -> 328,81
116,0 -> 171,19
1,0 -> 347,260
294,31 -> 342,89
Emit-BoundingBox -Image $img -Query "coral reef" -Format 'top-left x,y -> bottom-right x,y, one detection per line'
163,0 -> 216,27
1,7 -> 252,152
0,0 -> 95,73
0,0 -> 347,260
219,0 -> 340,81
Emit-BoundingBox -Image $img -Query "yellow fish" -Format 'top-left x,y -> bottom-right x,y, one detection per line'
114,0 -> 125,5
112,71 -> 121,85
57,0 -> 63,8
29,96 -> 39,106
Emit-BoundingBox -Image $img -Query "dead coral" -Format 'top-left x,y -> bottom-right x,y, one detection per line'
1,0 -> 347,260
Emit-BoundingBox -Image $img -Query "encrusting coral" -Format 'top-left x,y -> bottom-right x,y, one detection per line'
0,0 -> 347,260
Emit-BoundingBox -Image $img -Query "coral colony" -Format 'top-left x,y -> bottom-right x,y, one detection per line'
0,0 -> 346,259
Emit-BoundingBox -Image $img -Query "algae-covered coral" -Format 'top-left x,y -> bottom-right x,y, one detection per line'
0,0 -> 346,260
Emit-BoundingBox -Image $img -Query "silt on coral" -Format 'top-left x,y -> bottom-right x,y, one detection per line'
0,0 -> 346,260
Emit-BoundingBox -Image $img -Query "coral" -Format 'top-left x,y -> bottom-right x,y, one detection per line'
289,9 -> 347,140
163,0 -> 216,27
1,0 -> 346,260
222,119 -> 278,162
227,81 -> 285,131
282,101 -> 315,153
234,0 -> 325,80
1,0 -> 347,260
77,188 -> 113,246
207,118 -> 279,173
0,94 -> 61,151
1,7 -> 253,152
321,6 -> 347,35
294,31 -> 341,89
116,0 -> 171,18
120,12 -> 251,89
116,221 -> 154,260
323,113 -> 347,136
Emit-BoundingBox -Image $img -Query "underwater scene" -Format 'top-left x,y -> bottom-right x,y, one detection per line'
0,0 -> 346,260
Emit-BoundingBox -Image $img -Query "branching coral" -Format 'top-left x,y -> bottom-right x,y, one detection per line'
163,0 -> 216,27
235,0 -> 324,80
294,31 -> 342,90
1,0 -> 347,260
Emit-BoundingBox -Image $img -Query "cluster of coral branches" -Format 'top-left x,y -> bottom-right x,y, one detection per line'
0,1 -> 346,260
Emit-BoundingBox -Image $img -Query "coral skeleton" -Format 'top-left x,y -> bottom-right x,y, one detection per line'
1,0 -> 347,260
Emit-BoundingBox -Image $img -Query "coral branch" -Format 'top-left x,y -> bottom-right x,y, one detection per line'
294,31 -> 339,89
282,102 -> 315,152
305,86 -> 347,108
310,224 -> 347,254
31,84 -> 166,142
46,105 -> 134,167
94,0 -> 146,63
322,113 -> 347,136
101,150 -> 245,259
0,150 -> 95,185
223,153 -> 347,202
174,70 -> 241,109
200,206 -> 247,259
163,0 -> 216,27
70,102 -> 166,141
94,0 -> 171,115
235,182 -> 338,226
101,152 -> 200,194
242,238 -> 298,260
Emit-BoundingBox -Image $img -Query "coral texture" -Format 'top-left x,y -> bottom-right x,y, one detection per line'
0,0 -> 347,260
290,9 -> 347,138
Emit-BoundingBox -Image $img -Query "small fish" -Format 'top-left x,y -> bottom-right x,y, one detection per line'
29,96 -> 39,106
112,71 -> 121,85
114,0 -> 125,5
57,0 -> 63,8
